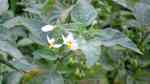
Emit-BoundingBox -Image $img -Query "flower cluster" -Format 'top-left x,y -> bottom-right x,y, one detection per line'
41,25 -> 78,50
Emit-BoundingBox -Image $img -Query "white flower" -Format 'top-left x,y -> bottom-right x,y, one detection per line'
41,25 -> 55,32
62,32 -> 78,50
46,35 -> 62,48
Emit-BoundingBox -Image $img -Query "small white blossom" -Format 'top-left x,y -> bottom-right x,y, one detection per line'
46,35 -> 62,48
62,32 -> 78,50
41,25 -> 55,32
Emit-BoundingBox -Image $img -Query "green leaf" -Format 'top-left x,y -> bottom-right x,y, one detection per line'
24,72 -> 64,84
95,28 -> 142,54
0,26 -> 27,45
9,59 -> 35,71
3,17 -> 22,29
133,2 -> 150,27
79,39 -> 101,66
8,26 -> 27,39
17,38 -> 34,47
43,72 -> 64,84
9,0 -> 17,14
114,69 -> 126,84
42,0 -> 55,13
141,0 -> 150,5
33,48 -> 59,61
3,17 -> 47,45
112,0 -> 138,10
0,0 -> 9,15
134,70 -> 150,81
105,47 -> 124,62
71,0 -> 97,26
126,70 -> 150,84
126,76 -> 134,84
126,20 -> 141,28
0,25 -> 17,43
2,71 -> 23,84
47,2 -> 73,24
20,18 -> 47,46
0,40 -> 25,60
57,22 -> 86,32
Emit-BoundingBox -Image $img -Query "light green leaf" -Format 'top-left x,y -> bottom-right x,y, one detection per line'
43,72 -> 64,84
2,17 -> 47,45
126,76 -> 134,84
0,26 -> 27,45
25,72 -> 64,84
79,39 -> 101,66
112,0 -> 138,10
20,18 -> 47,45
41,0 -> 55,13
42,0 -> 73,24
95,28 -> 142,54
0,40 -> 25,60
134,70 -> 150,81
133,2 -> 150,27
3,17 -> 22,29
0,0 -> 9,15
17,38 -> 34,47
56,22 -> 85,32
2,71 -> 23,84
71,0 -> 97,26
141,0 -> 150,5
33,48 -> 59,61
114,69 -> 126,84
9,59 -> 35,71
24,8 -> 41,15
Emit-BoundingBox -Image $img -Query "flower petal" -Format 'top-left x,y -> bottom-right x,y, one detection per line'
47,35 -> 55,44
41,25 -> 55,32
53,44 -> 62,48
62,35 -> 67,44
70,39 -> 78,50
67,32 -> 74,41
62,32 -> 78,50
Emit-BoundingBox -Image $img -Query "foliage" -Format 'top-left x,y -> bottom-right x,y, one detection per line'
0,0 -> 150,84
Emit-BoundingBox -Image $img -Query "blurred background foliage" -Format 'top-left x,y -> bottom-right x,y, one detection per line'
0,0 -> 150,84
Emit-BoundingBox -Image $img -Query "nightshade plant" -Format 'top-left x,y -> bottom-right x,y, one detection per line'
0,0 -> 150,84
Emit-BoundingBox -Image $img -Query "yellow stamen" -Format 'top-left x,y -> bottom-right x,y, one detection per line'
67,41 -> 72,49
48,43 -> 53,48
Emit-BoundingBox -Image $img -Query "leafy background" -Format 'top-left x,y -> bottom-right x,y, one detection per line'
0,0 -> 150,84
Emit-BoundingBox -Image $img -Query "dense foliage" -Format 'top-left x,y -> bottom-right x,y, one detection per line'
0,0 -> 150,84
